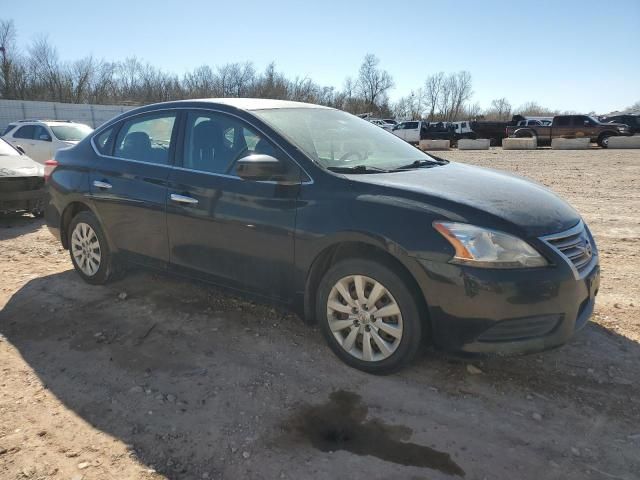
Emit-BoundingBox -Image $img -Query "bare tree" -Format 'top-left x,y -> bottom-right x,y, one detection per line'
485,97 -> 512,121
393,88 -> 426,120
183,65 -> 216,98
424,72 -> 444,120
253,62 -> 288,99
516,101 -> 557,116
448,71 -> 473,121
463,101 -> 482,119
356,54 -> 394,113
0,19 -> 18,98
69,56 -> 95,103
227,62 -> 255,97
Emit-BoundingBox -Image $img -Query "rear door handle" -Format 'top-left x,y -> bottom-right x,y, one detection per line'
170,193 -> 198,205
93,180 -> 112,189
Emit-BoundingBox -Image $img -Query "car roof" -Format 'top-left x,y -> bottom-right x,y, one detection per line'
8,120 -> 85,126
172,98 -> 334,111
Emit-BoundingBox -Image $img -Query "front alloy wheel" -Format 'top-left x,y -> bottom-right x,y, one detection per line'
317,258 -> 423,374
327,275 -> 403,362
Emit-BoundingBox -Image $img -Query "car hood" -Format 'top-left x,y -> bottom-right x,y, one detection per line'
0,154 -> 44,177
347,162 -> 581,237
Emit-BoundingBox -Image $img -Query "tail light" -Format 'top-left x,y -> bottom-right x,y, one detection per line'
44,159 -> 58,182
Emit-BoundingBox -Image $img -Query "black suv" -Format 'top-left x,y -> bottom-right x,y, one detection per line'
599,114 -> 640,135
45,99 -> 600,373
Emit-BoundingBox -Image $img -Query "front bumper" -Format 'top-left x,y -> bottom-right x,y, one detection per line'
0,186 -> 47,214
417,256 -> 599,355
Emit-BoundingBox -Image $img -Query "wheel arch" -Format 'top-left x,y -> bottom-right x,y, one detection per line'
60,201 -> 115,252
302,238 -> 431,337
598,130 -> 618,139
60,201 -> 92,249
512,128 -> 537,138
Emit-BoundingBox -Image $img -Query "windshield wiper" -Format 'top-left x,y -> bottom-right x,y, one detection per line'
326,165 -> 390,174
390,158 -> 448,171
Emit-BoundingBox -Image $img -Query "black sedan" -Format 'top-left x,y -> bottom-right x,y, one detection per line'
44,99 -> 599,374
0,138 -> 46,217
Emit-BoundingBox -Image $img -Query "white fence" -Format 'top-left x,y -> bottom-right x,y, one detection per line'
0,99 -> 136,131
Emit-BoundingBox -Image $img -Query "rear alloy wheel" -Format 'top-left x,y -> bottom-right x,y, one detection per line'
317,258 -> 423,374
71,222 -> 102,276
68,211 -> 116,284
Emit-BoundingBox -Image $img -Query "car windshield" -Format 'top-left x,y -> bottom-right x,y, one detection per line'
50,124 -> 93,141
252,108 -> 436,171
0,138 -> 18,156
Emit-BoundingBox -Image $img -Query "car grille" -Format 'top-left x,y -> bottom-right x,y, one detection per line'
0,176 -> 44,192
541,222 -> 595,276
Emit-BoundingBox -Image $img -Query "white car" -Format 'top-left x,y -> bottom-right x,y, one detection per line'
2,120 -> 93,164
368,119 -> 395,131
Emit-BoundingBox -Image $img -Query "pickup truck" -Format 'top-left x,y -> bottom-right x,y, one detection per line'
506,114 -> 630,147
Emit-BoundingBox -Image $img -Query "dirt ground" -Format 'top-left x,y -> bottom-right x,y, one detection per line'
1,148 -> 639,480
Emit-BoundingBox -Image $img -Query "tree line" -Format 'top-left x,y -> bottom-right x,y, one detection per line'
1,20 -> 637,122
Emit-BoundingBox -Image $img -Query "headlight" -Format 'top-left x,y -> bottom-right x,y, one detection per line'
433,221 -> 547,268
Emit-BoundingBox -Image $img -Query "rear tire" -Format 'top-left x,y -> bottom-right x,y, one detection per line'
68,211 -> 117,285
598,133 -> 614,148
514,129 -> 535,139
316,258 -> 423,374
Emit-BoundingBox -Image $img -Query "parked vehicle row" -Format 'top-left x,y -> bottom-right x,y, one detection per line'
390,120 -> 476,145
506,114 -> 631,147
2,119 -> 93,164
44,98 -> 599,373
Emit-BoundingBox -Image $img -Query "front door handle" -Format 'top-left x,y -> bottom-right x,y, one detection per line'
93,180 -> 112,189
170,193 -> 198,205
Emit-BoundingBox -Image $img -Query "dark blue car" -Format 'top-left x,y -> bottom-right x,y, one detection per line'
45,99 -> 600,373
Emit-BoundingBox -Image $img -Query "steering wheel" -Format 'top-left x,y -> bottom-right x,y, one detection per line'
339,151 -> 364,162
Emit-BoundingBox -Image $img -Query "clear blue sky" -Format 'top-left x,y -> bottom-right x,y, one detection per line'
3,0 -> 639,113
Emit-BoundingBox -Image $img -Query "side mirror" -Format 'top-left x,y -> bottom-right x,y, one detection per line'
236,154 -> 287,182
39,134 -> 52,141
15,145 -> 26,155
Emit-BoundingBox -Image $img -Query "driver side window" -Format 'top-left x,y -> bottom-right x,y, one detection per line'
182,111 -> 281,175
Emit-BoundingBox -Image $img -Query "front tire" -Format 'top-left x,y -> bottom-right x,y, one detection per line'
316,258 -> 424,374
68,211 -> 116,284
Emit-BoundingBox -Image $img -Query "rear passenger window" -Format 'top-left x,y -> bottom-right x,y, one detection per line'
13,125 -> 35,139
113,113 -> 176,164
94,127 -> 114,155
555,117 -> 570,127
